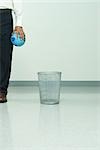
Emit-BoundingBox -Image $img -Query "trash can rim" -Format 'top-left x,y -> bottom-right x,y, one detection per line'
38,71 -> 62,75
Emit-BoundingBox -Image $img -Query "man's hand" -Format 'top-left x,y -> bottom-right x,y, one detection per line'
13,26 -> 25,40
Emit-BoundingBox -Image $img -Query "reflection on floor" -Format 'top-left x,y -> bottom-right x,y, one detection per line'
0,85 -> 100,150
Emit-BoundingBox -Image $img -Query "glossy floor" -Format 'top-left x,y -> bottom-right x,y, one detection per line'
0,86 -> 100,150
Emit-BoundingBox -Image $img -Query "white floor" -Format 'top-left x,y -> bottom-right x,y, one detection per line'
0,85 -> 100,150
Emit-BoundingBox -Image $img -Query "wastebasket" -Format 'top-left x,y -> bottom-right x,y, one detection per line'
38,71 -> 62,105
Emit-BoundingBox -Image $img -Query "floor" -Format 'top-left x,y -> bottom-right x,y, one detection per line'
0,85 -> 100,150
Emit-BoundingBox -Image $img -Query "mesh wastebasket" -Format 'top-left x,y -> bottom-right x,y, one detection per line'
38,71 -> 62,105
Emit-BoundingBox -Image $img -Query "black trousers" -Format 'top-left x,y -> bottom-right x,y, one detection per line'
0,9 -> 13,95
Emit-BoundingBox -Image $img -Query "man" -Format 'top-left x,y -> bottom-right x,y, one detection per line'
0,0 -> 25,103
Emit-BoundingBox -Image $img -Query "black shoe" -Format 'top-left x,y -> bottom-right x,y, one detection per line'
0,92 -> 7,103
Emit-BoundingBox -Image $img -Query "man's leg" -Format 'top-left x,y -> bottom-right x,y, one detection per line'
0,9 -> 13,97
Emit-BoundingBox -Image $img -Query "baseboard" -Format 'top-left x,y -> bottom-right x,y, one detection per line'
9,81 -> 100,86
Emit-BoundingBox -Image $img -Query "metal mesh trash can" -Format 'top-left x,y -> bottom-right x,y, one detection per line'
38,71 -> 62,105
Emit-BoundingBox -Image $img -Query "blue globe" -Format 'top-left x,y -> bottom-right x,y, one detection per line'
11,32 -> 25,47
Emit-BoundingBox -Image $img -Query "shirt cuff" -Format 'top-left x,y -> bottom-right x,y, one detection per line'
15,15 -> 23,27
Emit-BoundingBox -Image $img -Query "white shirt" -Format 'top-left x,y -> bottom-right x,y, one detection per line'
0,0 -> 22,27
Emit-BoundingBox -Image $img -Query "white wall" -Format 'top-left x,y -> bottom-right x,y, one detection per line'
10,0 -> 100,81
